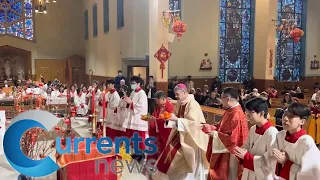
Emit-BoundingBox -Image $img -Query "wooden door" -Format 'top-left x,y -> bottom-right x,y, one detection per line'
72,68 -> 81,85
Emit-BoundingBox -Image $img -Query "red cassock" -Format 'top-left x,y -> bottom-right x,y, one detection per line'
206,105 -> 249,180
148,99 -> 174,160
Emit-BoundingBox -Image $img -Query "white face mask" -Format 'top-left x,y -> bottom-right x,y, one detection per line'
118,73 -> 122,76
131,84 -> 137,90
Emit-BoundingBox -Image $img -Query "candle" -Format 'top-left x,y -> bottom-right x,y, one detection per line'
67,90 -> 70,102
91,88 -> 95,113
102,92 -> 106,119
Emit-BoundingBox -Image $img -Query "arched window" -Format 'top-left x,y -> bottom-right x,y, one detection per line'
0,0 -> 34,41
276,0 -> 305,82
219,0 -> 254,83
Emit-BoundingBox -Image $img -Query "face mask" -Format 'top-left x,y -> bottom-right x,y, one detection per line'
119,73 -> 122,76
131,84 -> 137,90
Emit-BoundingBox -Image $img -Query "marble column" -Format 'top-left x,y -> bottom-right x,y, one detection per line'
253,0 -> 278,90
149,0 -> 169,94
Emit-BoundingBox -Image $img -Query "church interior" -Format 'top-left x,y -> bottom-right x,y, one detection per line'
0,0 -> 320,179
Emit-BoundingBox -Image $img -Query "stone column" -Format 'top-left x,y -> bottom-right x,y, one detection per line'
149,0 -> 169,94
253,0 -> 278,90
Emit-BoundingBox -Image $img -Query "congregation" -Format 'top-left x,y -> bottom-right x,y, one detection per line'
1,70 -> 320,180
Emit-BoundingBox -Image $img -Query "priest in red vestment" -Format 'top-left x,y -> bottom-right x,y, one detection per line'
147,91 -> 174,160
204,87 -> 249,180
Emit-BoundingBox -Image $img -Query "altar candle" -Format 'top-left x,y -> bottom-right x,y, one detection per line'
67,90 -> 70,103
91,89 -> 95,113
102,92 -> 106,119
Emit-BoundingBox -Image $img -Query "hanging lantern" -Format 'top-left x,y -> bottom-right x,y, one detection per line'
290,28 -> 304,43
172,18 -> 187,42
154,44 -> 172,79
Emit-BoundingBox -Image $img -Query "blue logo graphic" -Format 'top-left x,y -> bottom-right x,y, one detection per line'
3,110 -> 60,177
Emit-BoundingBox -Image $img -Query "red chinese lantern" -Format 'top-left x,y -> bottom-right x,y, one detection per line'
172,20 -> 187,42
154,44 -> 172,79
290,28 -> 304,43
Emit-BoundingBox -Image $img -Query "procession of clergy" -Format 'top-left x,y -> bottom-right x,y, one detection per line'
69,75 -> 319,180
3,75 -> 320,180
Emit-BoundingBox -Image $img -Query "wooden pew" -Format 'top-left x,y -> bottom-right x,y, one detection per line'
172,100 -> 319,143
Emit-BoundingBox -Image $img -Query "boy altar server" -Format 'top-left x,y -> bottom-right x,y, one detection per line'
122,76 -> 148,162
104,79 -> 120,140
234,97 -> 278,180
74,88 -> 88,116
268,103 -> 320,180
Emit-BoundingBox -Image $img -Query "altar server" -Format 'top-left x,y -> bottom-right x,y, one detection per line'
152,84 -> 209,180
115,90 -> 129,135
68,85 -> 77,98
122,76 -> 148,162
103,79 -> 121,140
74,88 -> 88,116
50,85 -> 60,97
234,97 -> 278,180
268,102 -> 320,180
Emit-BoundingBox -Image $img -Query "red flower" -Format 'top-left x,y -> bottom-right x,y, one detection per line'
55,127 -> 60,131
80,104 -> 84,108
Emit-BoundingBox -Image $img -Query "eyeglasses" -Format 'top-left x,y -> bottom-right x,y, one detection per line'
245,111 -> 255,115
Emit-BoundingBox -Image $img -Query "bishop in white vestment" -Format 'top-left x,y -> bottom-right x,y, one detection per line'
152,84 -> 209,180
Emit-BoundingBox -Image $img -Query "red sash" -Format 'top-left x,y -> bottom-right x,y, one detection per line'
156,132 -> 181,174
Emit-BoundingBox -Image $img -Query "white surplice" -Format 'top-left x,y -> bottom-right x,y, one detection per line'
105,91 -> 120,128
269,130 -> 320,180
122,89 -> 148,131
86,89 -> 101,113
74,93 -> 88,116
51,90 -> 61,97
241,124 -> 278,180
115,98 -> 129,132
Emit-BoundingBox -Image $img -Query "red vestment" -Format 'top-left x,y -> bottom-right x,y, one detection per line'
206,105 -> 248,180
148,99 -> 174,160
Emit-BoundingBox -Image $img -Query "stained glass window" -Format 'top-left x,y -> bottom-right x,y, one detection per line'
169,0 -> 181,19
93,3 -> 98,37
117,0 -> 124,28
276,0 -> 305,82
0,0 -> 34,40
219,0 -> 253,83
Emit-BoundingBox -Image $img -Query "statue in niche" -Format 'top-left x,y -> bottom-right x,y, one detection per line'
16,66 -> 25,80
4,58 -> 11,80
311,55 -> 320,70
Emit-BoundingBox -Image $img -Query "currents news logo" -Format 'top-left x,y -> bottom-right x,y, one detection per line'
3,110 -> 158,177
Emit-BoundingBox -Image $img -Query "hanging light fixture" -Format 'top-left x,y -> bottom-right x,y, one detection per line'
35,0 -> 57,14
35,0 -> 47,14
